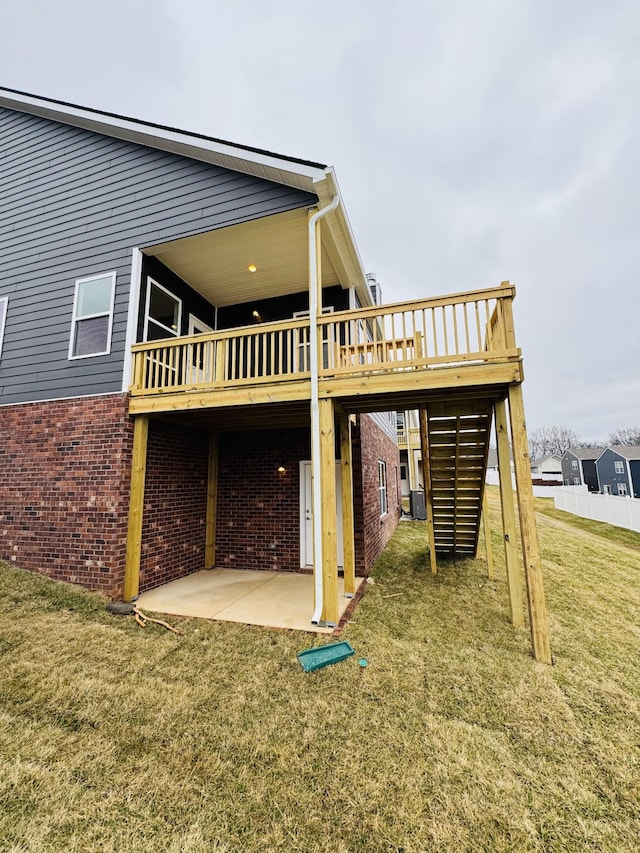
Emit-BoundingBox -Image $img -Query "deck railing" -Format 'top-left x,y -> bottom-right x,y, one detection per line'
397,427 -> 422,448
129,284 -> 519,396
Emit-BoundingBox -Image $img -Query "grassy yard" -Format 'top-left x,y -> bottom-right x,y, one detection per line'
1,487 -> 639,852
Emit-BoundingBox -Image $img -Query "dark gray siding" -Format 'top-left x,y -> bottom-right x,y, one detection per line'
216,285 -> 350,329
596,449 -> 631,495
630,460 -> 640,498
0,107 -> 316,404
561,452 -> 581,485
582,459 -> 599,492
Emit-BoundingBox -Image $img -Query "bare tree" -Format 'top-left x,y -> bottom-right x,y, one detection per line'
608,427 -> 640,446
528,425 -> 578,461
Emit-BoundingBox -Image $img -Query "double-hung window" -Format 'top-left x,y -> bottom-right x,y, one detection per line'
614,460 -> 624,474
69,273 -> 116,358
144,278 -> 182,341
618,482 -> 628,496
378,460 -> 388,516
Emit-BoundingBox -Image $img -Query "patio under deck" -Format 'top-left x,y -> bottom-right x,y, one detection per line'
124,282 -> 552,663
136,568 -> 365,634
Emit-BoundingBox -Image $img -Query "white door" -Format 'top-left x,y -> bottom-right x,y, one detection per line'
293,308 -> 335,371
187,314 -> 214,383
300,461 -> 344,568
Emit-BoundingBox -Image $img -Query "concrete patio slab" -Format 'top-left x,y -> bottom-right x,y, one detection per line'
136,568 -> 364,634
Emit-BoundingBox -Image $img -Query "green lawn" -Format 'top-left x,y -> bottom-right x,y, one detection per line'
1,487 -> 639,852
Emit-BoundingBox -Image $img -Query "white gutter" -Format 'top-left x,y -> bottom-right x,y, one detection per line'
309,193 -> 340,625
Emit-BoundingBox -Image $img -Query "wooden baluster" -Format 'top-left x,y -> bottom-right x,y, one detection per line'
441,306 -> 449,356
453,303 -> 460,356
463,301 -> 471,353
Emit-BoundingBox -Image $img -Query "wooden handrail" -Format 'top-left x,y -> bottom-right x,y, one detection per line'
129,286 -> 520,396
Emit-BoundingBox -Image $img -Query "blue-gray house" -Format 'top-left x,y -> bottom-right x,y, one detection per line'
595,447 -> 640,498
560,448 -> 600,491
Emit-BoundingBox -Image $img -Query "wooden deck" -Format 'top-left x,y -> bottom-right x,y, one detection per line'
125,281 -> 551,663
129,284 -> 521,411
128,283 -> 520,561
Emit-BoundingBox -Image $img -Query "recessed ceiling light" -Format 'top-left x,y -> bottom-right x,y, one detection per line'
248,264 -> 257,273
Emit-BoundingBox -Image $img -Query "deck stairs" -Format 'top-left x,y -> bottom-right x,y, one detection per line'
427,406 -> 493,556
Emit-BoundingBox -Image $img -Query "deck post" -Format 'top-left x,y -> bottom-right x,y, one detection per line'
123,414 -> 149,602
319,397 -> 339,624
507,384 -> 552,663
339,412 -> 356,596
482,489 -> 495,579
494,398 -> 524,627
419,406 -> 437,574
205,432 -> 218,569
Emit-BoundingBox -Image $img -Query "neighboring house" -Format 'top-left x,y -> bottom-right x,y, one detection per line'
0,87 -> 552,658
561,448 -> 600,491
596,446 -> 640,498
396,410 -> 420,497
530,455 -> 562,483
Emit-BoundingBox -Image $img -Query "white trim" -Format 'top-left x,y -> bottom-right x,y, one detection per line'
68,271 -> 116,360
188,313 -> 214,335
0,296 -> 8,358
299,460 -> 310,568
378,459 -> 388,517
121,248 -> 143,392
0,391 -> 126,408
0,89 -> 328,189
143,277 -> 182,341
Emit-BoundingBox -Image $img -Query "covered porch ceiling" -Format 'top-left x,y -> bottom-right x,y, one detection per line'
143,207 -> 346,307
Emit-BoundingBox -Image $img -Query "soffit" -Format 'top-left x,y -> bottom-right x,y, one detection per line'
145,208 -> 340,307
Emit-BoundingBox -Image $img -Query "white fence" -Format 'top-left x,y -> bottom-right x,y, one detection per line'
552,485 -> 640,533
486,469 -> 560,498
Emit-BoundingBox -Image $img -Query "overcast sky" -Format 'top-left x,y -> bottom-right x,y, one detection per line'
3,0 -> 639,440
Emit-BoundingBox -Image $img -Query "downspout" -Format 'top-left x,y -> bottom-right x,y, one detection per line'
309,194 -> 340,625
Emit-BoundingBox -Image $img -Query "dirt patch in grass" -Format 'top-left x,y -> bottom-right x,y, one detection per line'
1,487 -> 639,851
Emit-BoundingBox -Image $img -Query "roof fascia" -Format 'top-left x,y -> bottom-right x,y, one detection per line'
315,168 -> 372,307
1,88 -> 373,305
0,88 -> 328,193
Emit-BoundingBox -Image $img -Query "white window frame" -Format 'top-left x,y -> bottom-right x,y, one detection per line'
614,460 -> 624,474
573,478 -> 580,486
144,277 -> 182,341
378,459 -> 388,517
617,482 -> 628,496
571,460 -> 578,471
0,296 -> 7,358
604,485 -> 612,495
68,272 -> 116,360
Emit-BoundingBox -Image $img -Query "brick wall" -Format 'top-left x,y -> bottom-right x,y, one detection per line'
139,420 -> 209,592
216,429 -> 310,572
0,394 -> 133,597
0,399 -> 400,598
352,413 -> 401,574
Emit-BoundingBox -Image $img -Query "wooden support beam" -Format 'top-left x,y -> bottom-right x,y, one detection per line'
508,385 -> 552,664
494,398 -> 524,627
482,489 -> 495,579
205,432 -> 218,569
339,412 -> 356,596
419,406 -> 437,574
123,415 -> 149,602
319,398 -> 339,625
